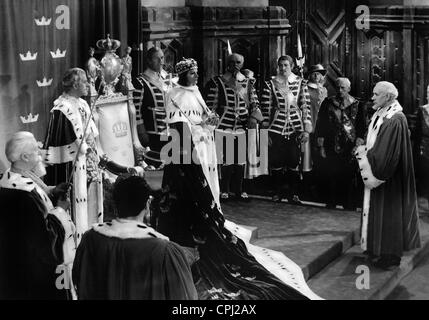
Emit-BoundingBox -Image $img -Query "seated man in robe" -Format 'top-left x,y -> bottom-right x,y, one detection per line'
72,175 -> 198,300
0,131 -> 75,299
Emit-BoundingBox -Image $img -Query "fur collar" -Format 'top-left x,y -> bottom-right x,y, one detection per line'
0,169 -> 36,192
374,100 -> 403,118
52,93 -> 99,139
169,85 -> 209,114
366,100 -> 402,152
93,218 -> 169,240
0,169 -> 54,212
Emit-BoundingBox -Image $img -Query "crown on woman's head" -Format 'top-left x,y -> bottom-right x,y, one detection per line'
96,34 -> 121,52
175,57 -> 198,75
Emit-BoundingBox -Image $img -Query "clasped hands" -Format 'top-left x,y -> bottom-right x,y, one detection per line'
298,131 -> 310,144
268,131 -> 310,147
319,137 -> 366,159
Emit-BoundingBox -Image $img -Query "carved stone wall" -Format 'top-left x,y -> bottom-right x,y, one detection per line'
190,5 -> 289,91
129,1 -> 429,116
128,1 -> 289,91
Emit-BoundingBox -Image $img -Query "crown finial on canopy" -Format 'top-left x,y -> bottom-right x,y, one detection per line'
96,34 -> 121,53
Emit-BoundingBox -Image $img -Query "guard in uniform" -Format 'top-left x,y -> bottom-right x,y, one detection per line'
204,53 -> 262,201
133,47 -> 174,167
260,55 -> 312,203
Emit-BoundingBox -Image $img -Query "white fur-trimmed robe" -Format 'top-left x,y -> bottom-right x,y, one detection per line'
45,94 -> 103,244
165,85 -> 220,205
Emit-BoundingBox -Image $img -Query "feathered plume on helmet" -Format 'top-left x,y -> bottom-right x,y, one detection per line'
175,57 -> 198,75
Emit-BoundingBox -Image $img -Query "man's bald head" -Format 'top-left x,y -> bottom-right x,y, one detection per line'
374,81 -> 398,100
372,81 -> 398,109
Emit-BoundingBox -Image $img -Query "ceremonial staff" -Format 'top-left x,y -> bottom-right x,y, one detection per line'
296,34 -> 312,177
66,86 -> 103,187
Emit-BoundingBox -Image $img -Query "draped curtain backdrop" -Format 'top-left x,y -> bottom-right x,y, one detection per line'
0,0 -> 131,172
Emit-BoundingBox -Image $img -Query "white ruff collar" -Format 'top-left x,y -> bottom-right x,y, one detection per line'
54,93 -> 85,108
144,68 -> 165,81
272,73 -> 299,83
307,82 -> 318,89
143,68 -> 169,92
288,73 -> 299,82
0,169 -> 36,192
93,218 -> 169,240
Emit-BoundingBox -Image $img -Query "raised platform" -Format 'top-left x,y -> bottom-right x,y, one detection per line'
222,198 -> 361,281
223,197 -> 429,300
307,213 -> 429,300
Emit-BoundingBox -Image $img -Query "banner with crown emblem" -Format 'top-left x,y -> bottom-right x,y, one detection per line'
95,96 -> 135,167
0,0 -> 80,171
0,0 -> 131,172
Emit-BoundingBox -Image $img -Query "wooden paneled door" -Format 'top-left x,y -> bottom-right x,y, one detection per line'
272,0 -> 359,97
304,0 -> 354,96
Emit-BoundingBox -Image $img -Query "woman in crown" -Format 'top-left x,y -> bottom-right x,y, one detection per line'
156,58 -> 321,300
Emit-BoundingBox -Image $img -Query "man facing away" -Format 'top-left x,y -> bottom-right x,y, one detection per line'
72,175 -> 198,300
355,81 -> 420,269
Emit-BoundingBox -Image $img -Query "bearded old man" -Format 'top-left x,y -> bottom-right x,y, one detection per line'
355,81 -> 421,269
0,132 -> 75,299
